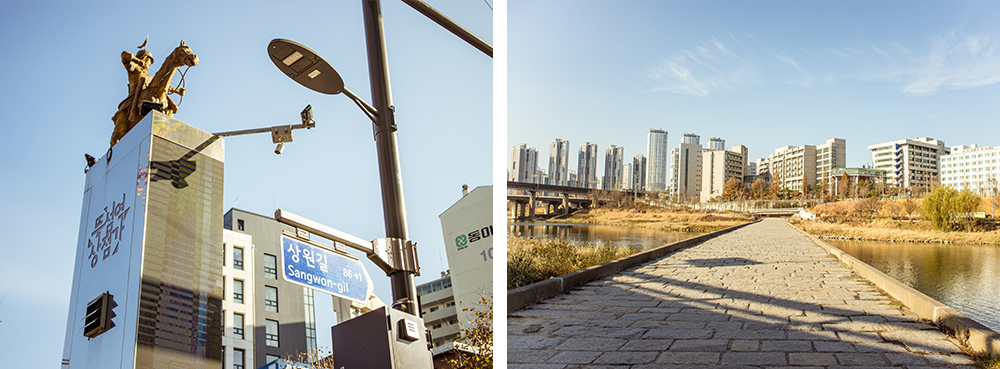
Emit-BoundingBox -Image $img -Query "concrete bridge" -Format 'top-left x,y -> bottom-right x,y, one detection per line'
508,181 -> 631,219
507,219 -> 990,368
750,208 -> 805,218
507,193 -> 592,220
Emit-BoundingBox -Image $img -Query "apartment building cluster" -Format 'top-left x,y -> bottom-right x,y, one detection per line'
758,136 -> 998,197
669,133 -> 750,202
868,137 -> 948,189
508,129 -> 671,191
756,138 -> 846,192
215,185 -> 494,369
940,144 -> 1000,195
511,130 -> 999,201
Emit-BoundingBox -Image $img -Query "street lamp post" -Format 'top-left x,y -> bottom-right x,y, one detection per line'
268,0 -> 490,317
268,33 -> 421,315
361,0 -> 418,315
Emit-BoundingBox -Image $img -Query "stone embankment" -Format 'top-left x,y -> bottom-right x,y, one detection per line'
508,219 -> 978,368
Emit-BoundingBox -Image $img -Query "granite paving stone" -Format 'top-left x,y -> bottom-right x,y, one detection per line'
507,219 -> 973,368
654,352 -> 721,365
547,350 -> 603,364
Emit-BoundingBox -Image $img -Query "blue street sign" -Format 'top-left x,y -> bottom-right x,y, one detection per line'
281,234 -> 373,303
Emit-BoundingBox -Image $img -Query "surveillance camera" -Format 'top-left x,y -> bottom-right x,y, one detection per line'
275,142 -> 285,155
301,104 -> 313,125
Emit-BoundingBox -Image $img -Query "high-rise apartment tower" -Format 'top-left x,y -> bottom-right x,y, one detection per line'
646,129 -> 669,191
548,139 -> 570,186
577,142 -> 599,188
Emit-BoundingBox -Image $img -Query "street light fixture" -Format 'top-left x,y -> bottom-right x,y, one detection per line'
267,32 -> 423,315
267,0 -> 490,321
268,39 -> 378,122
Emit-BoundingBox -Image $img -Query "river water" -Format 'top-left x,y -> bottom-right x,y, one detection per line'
827,239 -> 1000,334
506,222 -> 704,252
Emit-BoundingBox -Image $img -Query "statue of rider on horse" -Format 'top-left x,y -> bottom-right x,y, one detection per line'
111,38 -> 199,146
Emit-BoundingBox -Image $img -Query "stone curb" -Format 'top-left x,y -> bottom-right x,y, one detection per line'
788,221 -> 1000,356
507,219 -> 759,314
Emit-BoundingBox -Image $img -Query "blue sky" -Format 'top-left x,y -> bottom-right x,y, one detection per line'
0,1 -> 491,366
508,1 -> 1000,180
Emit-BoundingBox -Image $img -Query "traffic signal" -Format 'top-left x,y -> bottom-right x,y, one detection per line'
84,292 -> 117,338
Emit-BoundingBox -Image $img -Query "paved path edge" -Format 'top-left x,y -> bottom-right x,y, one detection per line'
788,220 -> 1000,357
506,219 -> 760,314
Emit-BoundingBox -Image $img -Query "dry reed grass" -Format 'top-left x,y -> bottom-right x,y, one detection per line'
795,219 -> 1000,245
810,198 -> 1000,218
552,208 -> 751,233
507,237 -> 635,290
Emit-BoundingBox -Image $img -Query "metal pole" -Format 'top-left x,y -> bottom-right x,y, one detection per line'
401,0 -> 493,57
362,0 -> 418,316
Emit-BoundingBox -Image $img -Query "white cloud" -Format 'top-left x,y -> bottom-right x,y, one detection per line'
902,33 -> 1000,95
643,31 -> 1000,97
643,37 -> 758,96
775,54 -> 814,88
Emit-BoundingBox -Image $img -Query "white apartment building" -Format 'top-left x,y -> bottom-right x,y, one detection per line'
603,145 -> 625,190
622,162 -> 633,190
700,145 -> 748,202
768,145 -> 815,191
816,138 -> 846,180
869,137 -> 948,189
746,161 -> 757,176
756,158 -> 769,178
682,133 -> 701,145
646,129 -> 669,191
223,230 -> 255,369
577,142 -> 599,188
760,138 -> 845,192
508,144 -> 539,183
707,137 -> 725,151
671,141 -> 703,201
439,186 -> 492,339
941,144 -> 1000,196
548,139 -> 571,186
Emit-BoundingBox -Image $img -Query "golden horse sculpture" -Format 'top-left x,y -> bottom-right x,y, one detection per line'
111,40 -> 199,146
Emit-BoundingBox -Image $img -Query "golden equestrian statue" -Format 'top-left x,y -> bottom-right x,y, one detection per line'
111,39 -> 199,146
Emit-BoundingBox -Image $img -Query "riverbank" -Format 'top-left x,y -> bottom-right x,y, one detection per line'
791,218 -> 1000,245
507,237 -> 635,290
545,208 -> 753,233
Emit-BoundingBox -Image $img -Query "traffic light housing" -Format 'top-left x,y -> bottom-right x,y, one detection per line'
83,292 -> 117,338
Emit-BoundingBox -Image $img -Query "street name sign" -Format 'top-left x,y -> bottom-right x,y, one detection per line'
281,234 -> 373,303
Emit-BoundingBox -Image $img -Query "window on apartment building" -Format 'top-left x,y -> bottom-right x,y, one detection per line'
233,313 -> 244,339
233,349 -> 245,369
233,247 -> 244,270
429,306 -> 438,313
266,319 -> 279,347
265,286 -> 279,312
266,355 -> 281,365
233,279 -> 244,304
222,243 -> 226,267
237,219 -> 245,231
432,323 -> 442,329
264,254 -> 277,280
446,301 -> 455,308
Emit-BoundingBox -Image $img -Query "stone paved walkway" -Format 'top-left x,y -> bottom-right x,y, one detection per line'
507,219 -> 975,368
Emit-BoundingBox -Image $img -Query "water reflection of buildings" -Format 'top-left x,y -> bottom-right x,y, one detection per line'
507,223 -> 703,252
